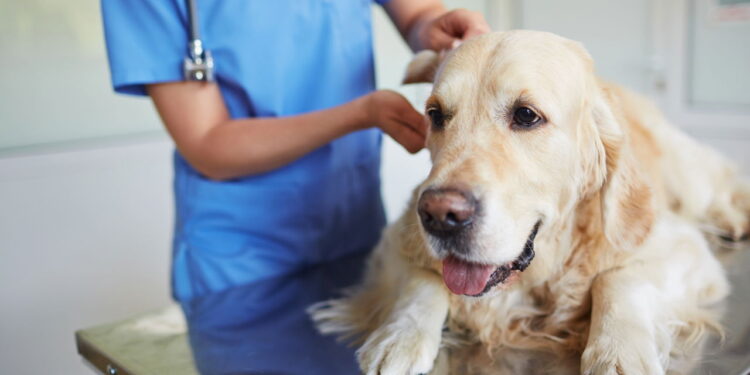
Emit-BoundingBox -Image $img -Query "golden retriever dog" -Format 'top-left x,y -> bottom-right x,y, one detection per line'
311,30 -> 750,375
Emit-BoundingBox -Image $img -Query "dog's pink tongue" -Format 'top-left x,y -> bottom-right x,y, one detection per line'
442,255 -> 496,295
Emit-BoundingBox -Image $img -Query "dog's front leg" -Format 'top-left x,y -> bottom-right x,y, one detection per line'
357,268 -> 449,375
581,265 -> 666,375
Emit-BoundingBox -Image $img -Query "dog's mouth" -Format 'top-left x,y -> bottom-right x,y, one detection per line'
441,220 -> 541,297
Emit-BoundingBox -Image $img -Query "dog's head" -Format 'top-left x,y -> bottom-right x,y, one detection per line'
410,31 -> 653,296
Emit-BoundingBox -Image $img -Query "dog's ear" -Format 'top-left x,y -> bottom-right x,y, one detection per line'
592,89 -> 655,249
403,50 -> 442,84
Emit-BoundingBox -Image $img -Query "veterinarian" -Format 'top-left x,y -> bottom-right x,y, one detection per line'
101,0 -> 490,301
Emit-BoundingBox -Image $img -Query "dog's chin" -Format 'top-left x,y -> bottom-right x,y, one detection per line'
439,220 -> 541,297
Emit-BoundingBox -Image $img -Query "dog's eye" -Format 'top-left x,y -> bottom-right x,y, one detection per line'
512,107 -> 542,129
427,108 -> 445,129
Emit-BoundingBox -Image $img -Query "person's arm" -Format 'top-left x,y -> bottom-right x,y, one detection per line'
148,82 -> 425,181
383,0 -> 491,52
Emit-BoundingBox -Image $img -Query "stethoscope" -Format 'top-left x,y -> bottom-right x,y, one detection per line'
183,0 -> 214,82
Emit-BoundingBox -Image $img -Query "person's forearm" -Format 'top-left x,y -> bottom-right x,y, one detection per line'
149,82 -> 424,181
386,0 -> 491,52
179,97 -> 370,180
385,0 -> 446,52
405,7 -> 445,51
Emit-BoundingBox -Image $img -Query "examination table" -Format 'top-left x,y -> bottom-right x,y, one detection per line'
76,249 -> 750,375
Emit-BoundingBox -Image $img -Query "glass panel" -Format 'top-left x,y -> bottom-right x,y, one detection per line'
688,0 -> 750,110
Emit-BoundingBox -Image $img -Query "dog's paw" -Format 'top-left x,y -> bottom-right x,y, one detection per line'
705,182 -> 750,247
581,333 -> 664,375
702,197 -> 750,250
357,320 -> 441,375
732,182 -> 750,243
708,204 -> 749,245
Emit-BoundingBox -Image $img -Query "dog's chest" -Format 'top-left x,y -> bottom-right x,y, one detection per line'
442,286 -> 591,374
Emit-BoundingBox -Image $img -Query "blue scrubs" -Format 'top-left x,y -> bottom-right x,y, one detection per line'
102,0 -> 388,301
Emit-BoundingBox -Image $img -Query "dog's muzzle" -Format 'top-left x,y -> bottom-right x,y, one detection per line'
435,215 -> 541,297
417,187 -> 542,296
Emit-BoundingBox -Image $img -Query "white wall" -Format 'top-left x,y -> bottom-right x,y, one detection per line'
0,1 -> 175,373
0,138 -> 174,374
0,0 -> 163,151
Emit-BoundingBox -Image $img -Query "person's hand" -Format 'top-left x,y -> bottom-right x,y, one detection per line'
417,9 -> 491,51
361,90 -> 427,154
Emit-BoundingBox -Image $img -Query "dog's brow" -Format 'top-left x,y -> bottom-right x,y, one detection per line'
512,95 -> 533,110
492,93 -> 527,118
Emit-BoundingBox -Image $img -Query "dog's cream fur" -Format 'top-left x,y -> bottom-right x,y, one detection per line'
311,31 -> 749,375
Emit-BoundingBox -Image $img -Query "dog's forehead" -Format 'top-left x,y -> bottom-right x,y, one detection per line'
435,31 -> 590,105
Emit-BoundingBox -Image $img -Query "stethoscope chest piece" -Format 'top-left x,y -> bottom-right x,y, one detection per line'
183,0 -> 215,82
184,39 -> 214,82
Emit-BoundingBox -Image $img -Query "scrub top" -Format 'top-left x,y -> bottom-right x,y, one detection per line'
101,0 -> 389,301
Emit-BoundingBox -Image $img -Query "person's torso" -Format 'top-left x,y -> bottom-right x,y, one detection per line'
172,0 -> 386,284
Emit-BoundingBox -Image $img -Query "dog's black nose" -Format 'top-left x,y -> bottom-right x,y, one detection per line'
418,187 -> 477,237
